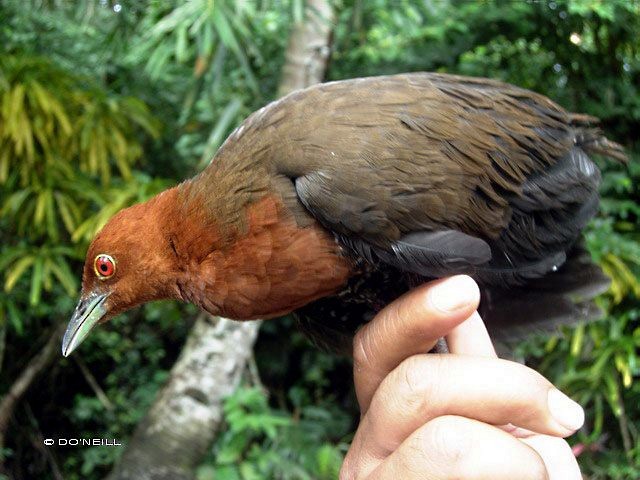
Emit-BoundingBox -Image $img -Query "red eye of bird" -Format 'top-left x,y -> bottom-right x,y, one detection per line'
94,254 -> 116,279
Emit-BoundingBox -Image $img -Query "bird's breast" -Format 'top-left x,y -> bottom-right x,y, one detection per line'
188,195 -> 354,320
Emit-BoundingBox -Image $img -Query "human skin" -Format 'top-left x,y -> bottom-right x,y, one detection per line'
340,275 -> 584,480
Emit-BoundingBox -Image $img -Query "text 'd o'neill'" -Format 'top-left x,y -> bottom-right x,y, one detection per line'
44,438 -> 122,446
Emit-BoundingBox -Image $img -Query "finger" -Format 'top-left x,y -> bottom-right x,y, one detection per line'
521,435 -> 582,480
354,355 -> 584,465
366,415 -> 548,480
447,312 -> 532,438
353,275 -> 480,412
446,311 -> 497,357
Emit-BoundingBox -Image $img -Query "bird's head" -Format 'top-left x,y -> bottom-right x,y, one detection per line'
62,196 -> 179,357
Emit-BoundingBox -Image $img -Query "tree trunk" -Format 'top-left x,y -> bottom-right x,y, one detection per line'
107,316 -> 259,480
107,3 -> 334,479
278,0 -> 334,98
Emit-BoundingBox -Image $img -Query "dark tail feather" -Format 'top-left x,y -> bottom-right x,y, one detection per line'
481,244 -> 610,344
571,114 -> 628,163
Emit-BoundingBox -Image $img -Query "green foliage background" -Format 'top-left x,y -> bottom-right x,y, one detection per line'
0,1 -> 638,479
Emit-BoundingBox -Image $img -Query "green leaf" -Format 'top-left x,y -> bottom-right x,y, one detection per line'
176,25 -> 189,63
4,255 -> 35,292
6,300 -> 23,336
29,256 -> 44,305
33,190 -> 47,227
199,97 -> 242,167
49,257 -> 78,296
570,323 -> 585,358
54,192 -> 78,234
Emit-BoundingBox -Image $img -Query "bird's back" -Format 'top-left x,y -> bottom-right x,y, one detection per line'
208,73 -> 626,349
218,73 -> 621,279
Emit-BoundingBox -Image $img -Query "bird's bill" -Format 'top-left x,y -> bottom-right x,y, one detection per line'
62,292 -> 109,357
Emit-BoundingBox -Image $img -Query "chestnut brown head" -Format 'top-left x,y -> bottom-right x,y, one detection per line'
62,197 -> 178,357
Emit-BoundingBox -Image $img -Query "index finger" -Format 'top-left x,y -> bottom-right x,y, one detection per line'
352,275 -> 480,412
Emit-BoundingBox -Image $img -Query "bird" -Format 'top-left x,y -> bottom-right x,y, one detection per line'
62,72 -> 627,357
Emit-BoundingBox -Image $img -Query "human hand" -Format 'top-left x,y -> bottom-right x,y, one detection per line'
340,275 -> 584,480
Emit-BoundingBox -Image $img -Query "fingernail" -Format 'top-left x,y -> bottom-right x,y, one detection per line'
548,388 -> 584,432
430,275 -> 479,312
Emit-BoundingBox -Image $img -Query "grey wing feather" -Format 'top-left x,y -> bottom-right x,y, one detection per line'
296,173 -> 492,276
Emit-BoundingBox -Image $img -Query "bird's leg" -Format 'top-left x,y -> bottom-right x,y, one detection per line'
432,337 -> 449,354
